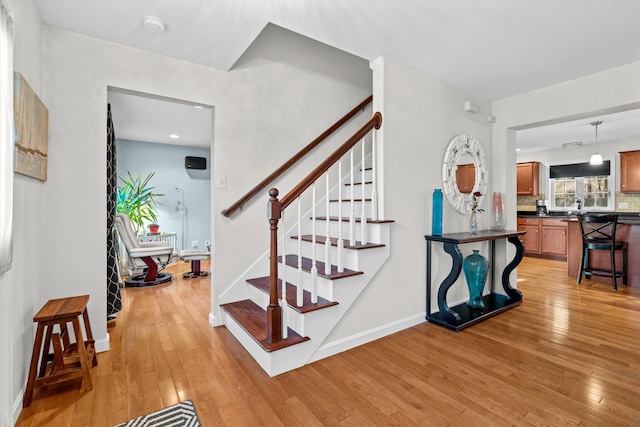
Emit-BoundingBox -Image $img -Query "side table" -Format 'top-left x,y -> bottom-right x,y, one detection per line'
425,230 -> 526,331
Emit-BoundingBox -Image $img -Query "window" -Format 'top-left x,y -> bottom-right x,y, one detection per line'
0,1 -> 14,274
549,162 -> 613,211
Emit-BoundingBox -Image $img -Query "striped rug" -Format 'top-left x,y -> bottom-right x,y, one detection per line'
114,400 -> 201,427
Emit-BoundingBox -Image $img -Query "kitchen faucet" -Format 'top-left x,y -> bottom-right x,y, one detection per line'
567,197 -> 582,214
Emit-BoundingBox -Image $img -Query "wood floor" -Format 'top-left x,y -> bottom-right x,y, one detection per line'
16,257 -> 640,426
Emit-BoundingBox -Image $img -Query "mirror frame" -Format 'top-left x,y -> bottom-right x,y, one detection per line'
442,134 -> 488,214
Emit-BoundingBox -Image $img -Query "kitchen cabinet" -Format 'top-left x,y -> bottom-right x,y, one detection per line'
517,162 -> 540,196
456,164 -> 475,194
620,150 -> 640,193
517,217 -> 567,260
540,219 -> 567,257
517,218 -> 540,254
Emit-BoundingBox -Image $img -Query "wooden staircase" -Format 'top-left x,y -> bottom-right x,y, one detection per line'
219,167 -> 393,376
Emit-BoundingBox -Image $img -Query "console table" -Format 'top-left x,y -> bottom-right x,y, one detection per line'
425,230 -> 526,331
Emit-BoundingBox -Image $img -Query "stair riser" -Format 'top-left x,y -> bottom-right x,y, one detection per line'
221,308 -> 314,376
328,201 -> 371,217
340,183 -> 373,199
245,274 -> 368,338
314,221 -> 376,244
291,241 -> 361,271
331,167 -> 372,184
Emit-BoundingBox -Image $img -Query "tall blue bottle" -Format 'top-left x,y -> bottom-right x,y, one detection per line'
432,189 -> 443,236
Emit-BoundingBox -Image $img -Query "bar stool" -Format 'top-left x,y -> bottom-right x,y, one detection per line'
577,213 -> 628,291
23,295 -> 97,407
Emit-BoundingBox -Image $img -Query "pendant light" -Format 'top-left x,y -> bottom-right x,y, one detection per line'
589,120 -> 603,165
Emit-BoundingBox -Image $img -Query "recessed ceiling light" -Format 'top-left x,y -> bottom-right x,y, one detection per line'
194,105 -> 203,109
143,16 -> 166,33
169,134 -> 180,139
516,148 -> 521,152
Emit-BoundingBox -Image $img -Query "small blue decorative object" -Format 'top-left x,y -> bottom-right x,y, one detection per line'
463,249 -> 488,309
432,189 -> 443,236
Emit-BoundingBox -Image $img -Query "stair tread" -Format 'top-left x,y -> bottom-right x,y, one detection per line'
293,235 -> 385,250
315,216 -> 395,224
329,198 -> 371,202
221,300 -> 310,352
278,254 -> 363,279
246,277 -> 339,313
344,181 -> 372,186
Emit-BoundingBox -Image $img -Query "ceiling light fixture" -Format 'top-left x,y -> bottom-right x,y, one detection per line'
143,16 -> 166,33
589,121 -> 603,165
562,141 -> 582,149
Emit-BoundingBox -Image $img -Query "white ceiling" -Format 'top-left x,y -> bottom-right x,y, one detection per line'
35,0 -> 640,151
108,90 -> 212,148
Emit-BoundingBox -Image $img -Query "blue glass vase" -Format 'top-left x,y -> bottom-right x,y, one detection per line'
432,189 -> 443,236
463,250 -> 488,309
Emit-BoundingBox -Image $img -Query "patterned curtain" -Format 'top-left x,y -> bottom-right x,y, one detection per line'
107,104 -> 122,318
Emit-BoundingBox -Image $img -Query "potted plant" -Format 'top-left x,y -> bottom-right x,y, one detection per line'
148,222 -> 160,234
116,171 -> 164,234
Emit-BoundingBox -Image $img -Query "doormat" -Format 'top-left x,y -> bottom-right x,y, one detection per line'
114,400 -> 201,427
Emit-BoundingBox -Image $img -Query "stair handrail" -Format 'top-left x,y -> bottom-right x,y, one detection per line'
279,112 -> 382,209
221,95 -> 373,217
266,111 -> 382,344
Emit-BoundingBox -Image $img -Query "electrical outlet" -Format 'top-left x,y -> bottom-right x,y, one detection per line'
192,241 -> 198,248
204,240 -> 211,247
619,202 -> 629,209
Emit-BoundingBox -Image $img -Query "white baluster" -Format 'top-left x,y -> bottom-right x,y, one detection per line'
311,183 -> 318,304
297,197 -> 303,307
371,129 -> 378,222
324,172 -> 331,275
337,160 -> 344,273
349,150 -> 355,247
281,211 -> 288,339
361,138 -> 367,245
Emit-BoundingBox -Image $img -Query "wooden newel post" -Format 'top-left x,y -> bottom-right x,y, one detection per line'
267,188 -> 283,344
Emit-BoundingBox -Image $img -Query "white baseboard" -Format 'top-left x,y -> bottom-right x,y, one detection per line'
309,313 -> 426,363
95,332 -> 110,353
13,388 -> 24,426
209,312 -> 219,327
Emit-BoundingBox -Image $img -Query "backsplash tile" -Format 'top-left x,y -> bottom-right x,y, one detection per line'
517,192 -> 640,212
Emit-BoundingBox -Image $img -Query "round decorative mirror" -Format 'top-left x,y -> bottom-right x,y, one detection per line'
442,134 -> 488,214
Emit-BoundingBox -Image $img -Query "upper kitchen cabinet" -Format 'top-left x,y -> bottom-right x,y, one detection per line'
620,150 -> 640,193
456,163 -> 475,194
517,161 -> 540,196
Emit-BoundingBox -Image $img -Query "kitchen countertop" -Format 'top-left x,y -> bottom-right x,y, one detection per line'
517,211 -> 640,225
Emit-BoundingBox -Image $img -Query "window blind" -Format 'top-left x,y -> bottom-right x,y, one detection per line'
549,161 -> 610,178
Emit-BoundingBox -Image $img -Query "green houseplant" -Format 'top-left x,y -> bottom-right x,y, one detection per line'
116,172 -> 164,234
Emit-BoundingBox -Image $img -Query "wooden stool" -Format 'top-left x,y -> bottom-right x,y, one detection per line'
23,295 -> 97,407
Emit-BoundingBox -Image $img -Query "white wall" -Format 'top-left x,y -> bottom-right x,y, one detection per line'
116,139 -> 211,251
1,0 -> 44,423
326,58 -> 494,341
493,62 -> 640,224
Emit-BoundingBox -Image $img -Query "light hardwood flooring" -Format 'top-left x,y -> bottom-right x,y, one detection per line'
15,257 -> 640,426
